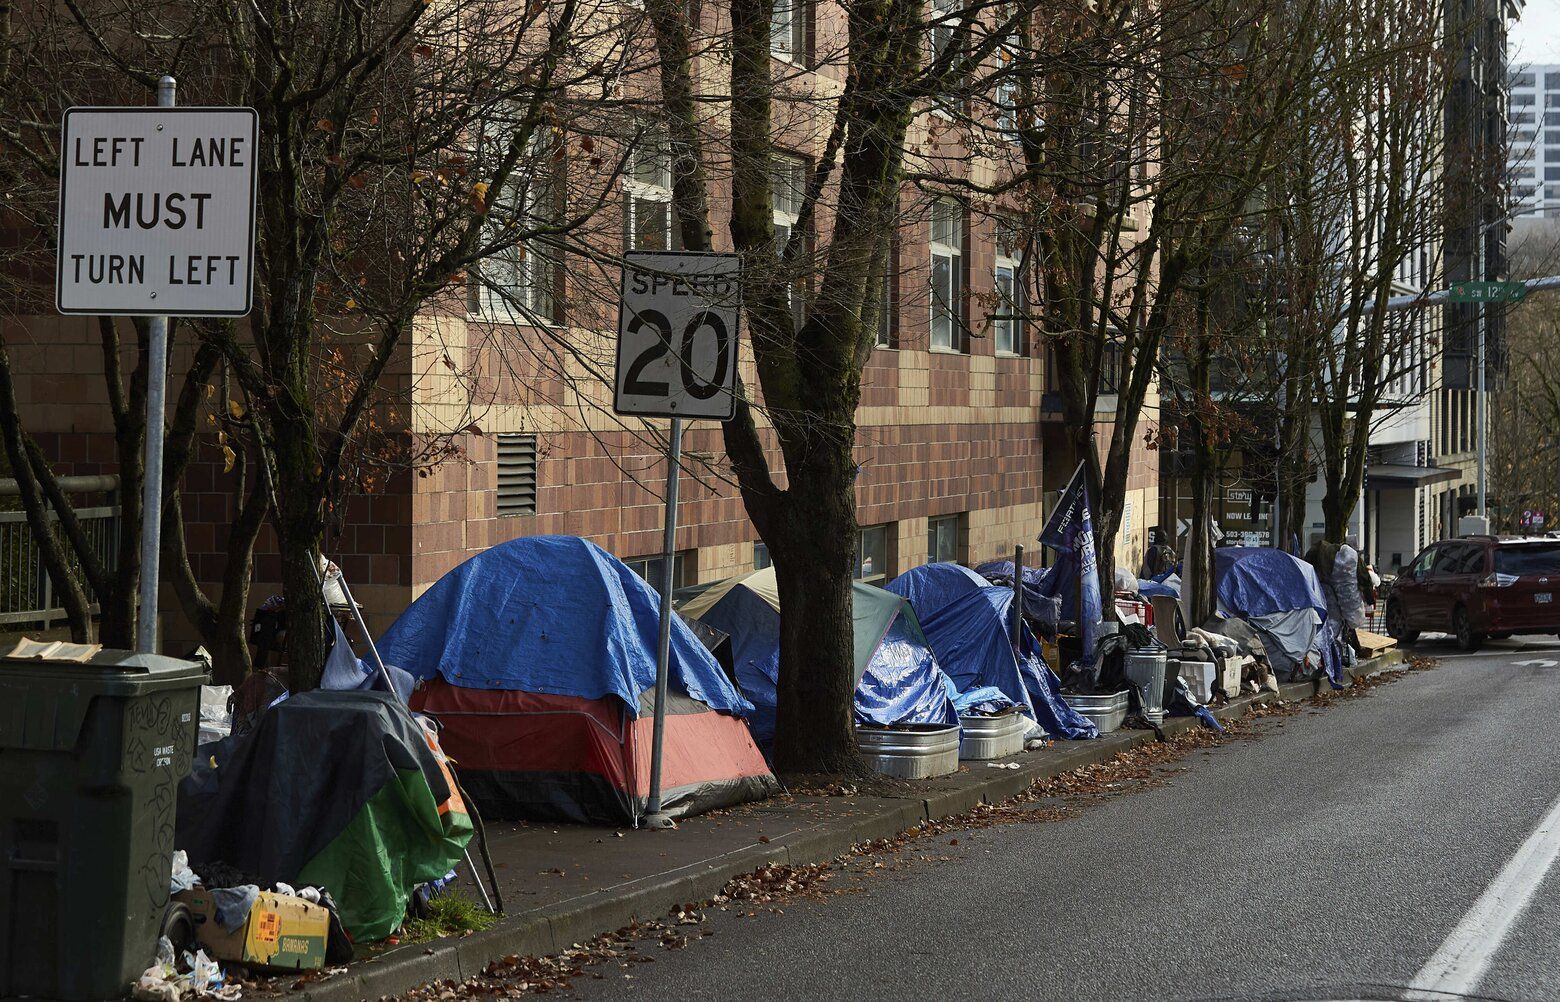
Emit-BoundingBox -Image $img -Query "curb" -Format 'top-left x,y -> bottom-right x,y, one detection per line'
294,650 -> 1406,1002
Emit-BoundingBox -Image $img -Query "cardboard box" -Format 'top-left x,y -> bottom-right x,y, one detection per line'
174,890 -> 330,971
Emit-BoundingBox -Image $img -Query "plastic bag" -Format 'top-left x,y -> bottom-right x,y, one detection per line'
170,851 -> 200,895
183,950 -> 221,994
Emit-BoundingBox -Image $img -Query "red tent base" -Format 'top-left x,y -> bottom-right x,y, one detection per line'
411,681 -> 779,826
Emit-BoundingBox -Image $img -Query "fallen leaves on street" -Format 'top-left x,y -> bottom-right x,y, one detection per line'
387,655 -> 1437,999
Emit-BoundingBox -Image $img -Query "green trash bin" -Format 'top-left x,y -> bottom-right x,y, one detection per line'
0,649 -> 205,1000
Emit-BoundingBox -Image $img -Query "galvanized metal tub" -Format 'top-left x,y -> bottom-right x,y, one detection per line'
958,711 -> 1028,760
1067,690 -> 1129,733
857,724 -> 962,779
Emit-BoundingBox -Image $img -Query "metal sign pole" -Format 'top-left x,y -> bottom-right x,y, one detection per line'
643,417 -> 684,830
134,75 -> 177,654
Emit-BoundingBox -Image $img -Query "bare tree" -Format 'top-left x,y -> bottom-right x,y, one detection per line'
985,0 -> 1341,612
1271,0 -> 1453,547
0,0 -> 625,683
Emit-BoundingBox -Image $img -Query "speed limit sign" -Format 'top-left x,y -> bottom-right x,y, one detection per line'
614,251 -> 741,420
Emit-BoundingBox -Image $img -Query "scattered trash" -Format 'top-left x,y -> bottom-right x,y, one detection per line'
174,887 -> 332,971
170,850 -> 200,895
986,762 -> 1021,770
198,684 -> 234,746
131,937 -> 236,1001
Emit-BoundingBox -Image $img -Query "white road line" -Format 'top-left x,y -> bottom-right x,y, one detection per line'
1405,788 -> 1560,1000
1423,650 -> 1560,661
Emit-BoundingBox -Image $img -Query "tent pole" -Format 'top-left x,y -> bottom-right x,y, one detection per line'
330,563 -> 497,913
643,417 -> 684,831
1011,543 -> 1024,654
330,569 -> 400,697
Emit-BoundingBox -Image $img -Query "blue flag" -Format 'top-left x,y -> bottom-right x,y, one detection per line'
1038,463 -> 1103,670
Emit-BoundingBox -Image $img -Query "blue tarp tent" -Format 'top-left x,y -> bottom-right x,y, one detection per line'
1214,547 -> 1328,620
1150,547 -> 1333,682
679,568 -> 963,752
889,565 -> 1099,740
375,537 -> 779,826
378,535 -> 751,717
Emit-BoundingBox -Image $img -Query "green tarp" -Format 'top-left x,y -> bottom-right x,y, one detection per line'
179,690 -> 472,941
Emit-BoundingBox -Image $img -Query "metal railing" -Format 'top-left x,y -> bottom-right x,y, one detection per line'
0,505 -> 121,627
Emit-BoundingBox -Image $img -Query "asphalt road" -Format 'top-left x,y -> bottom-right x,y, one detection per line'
579,636 -> 1560,1002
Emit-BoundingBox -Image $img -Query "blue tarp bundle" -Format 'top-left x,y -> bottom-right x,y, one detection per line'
377,536 -> 752,717
1136,577 -> 1180,599
888,565 -> 1099,740
975,560 -> 1065,625
1214,547 -> 1328,620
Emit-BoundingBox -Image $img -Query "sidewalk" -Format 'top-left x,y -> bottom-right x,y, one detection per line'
290,651 -> 1406,1002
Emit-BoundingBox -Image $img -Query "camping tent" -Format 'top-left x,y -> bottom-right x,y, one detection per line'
678,567 -> 966,752
177,690 -> 472,941
1214,547 -> 1331,680
1125,548 -> 1329,679
379,536 -> 779,825
887,564 -> 1099,740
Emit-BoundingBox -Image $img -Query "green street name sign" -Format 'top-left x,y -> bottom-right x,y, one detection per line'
1446,280 -> 1529,303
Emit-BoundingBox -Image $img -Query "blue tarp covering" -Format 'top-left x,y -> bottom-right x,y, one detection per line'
889,567 -> 1099,740
885,562 -> 990,617
854,614 -> 964,731
1214,547 -> 1328,620
378,536 -> 753,718
694,581 -> 959,752
975,560 -> 1065,624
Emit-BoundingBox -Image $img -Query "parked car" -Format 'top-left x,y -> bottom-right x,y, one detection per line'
1385,536 -> 1560,650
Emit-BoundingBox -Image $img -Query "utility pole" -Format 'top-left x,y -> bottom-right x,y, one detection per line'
1476,219 -> 1487,520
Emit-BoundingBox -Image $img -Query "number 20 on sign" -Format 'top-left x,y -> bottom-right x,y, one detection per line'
614,251 -> 742,421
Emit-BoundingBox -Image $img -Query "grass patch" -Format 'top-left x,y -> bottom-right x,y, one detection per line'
401,890 -> 497,942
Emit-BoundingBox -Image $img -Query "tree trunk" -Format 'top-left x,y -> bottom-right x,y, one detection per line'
1185,292 -> 1215,625
768,465 -> 861,774
271,412 -> 328,690
0,342 -> 93,641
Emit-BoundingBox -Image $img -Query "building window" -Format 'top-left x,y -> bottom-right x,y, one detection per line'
1547,93 -> 1560,107
625,132 -> 679,251
625,550 -> 696,590
1514,93 -> 1536,106
856,524 -> 893,585
1543,111 -> 1560,126
1514,111 -> 1535,125
929,197 -> 965,351
994,41 -> 1021,137
928,0 -> 962,108
771,0 -> 806,63
1546,130 -> 1560,145
1544,166 -> 1560,181
771,154 -> 807,317
994,217 -> 1025,356
754,541 -> 772,570
469,122 -> 562,324
1512,72 -> 1534,88
927,514 -> 963,564
495,433 -> 539,516
1101,341 -> 1124,393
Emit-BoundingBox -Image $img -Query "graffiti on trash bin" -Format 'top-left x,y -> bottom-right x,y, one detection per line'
127,695 -> 179,773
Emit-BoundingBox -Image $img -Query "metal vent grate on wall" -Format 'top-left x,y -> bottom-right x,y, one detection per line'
496,434 -> 539,516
